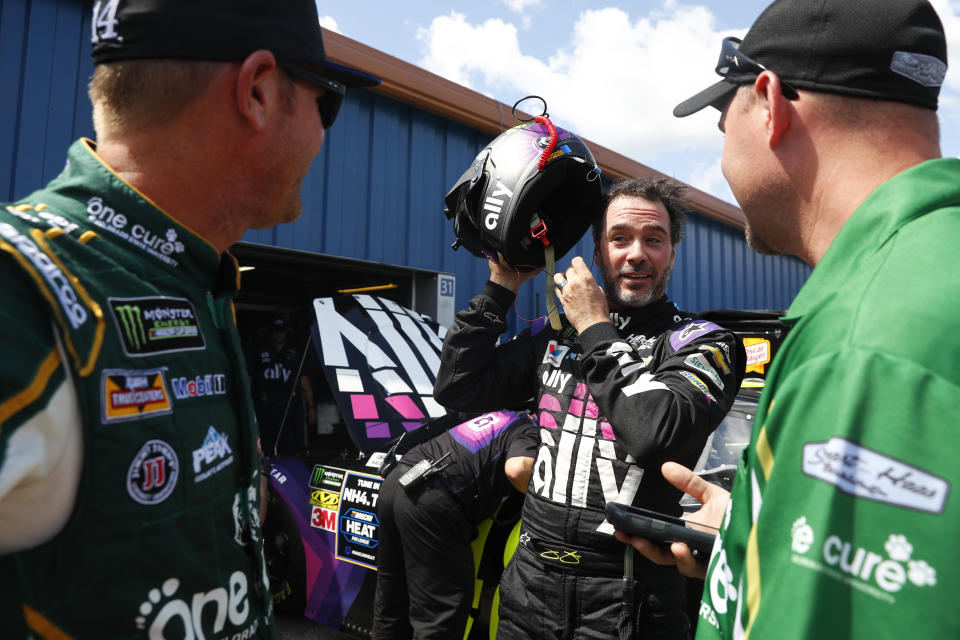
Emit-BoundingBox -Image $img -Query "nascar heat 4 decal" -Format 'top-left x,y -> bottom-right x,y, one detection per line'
109,296 -> 206,356
335,471 -> 383,570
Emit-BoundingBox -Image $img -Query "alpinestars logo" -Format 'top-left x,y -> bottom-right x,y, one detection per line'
110,297 -> 206,356
790,515 -> 937,601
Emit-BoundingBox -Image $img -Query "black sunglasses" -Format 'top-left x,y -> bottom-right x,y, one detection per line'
280,63 -> 346,129
716,37 -> 799,100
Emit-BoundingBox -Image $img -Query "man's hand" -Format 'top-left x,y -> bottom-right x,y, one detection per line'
613,462 -> 730,580
488,259 -> 542,293
554,257 -> 611,333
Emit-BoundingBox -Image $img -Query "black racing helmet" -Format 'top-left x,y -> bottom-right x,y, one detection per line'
443,118 -> 602,271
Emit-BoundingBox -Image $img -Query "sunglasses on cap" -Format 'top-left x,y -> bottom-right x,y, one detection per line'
717,37 -> 799,101
280,63 -> 346,129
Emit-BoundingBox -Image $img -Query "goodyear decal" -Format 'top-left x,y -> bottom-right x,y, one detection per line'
678,370 -> 716,403
102,367 -> 173,423
109,297 -> 205,356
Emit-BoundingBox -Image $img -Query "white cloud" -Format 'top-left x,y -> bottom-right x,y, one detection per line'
319,15 -> 341,33
686,156 -> 735,205
502,0 -> 542,12
415,3 -> 740,201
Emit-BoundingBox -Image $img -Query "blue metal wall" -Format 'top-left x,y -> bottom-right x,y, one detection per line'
3,0 -> 809,337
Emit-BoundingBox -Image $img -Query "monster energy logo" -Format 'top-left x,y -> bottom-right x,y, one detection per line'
310,464 -> 345,491
115,304 -> 147,350
109,296 -> 205,356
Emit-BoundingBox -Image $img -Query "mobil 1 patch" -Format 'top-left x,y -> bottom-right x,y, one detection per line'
109,296 -> 206,356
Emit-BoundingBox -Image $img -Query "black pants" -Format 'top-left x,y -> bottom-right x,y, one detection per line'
497,541 -> 690,640
372,472 -> 474,640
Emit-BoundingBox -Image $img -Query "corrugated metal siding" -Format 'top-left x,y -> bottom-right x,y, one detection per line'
4,0 -> 810,332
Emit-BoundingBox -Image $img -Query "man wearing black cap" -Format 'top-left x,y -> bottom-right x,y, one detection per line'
0,1 -> 376,637
618,1 -> 960,638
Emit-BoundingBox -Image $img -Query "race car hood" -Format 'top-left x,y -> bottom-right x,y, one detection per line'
311,294 -> 451,454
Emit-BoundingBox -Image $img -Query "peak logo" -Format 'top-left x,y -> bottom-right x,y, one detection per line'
790,516 -> 937,601
193,426 -> 234,483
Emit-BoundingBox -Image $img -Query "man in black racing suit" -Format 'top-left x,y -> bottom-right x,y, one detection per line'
434,177 -> 745,640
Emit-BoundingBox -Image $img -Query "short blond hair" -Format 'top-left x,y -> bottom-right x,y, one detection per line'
89,59 -> 224,140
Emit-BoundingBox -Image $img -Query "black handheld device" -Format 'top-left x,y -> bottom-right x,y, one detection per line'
605,502 -> 718,557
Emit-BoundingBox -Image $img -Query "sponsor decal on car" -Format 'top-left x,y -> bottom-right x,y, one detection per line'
743,337 -> 771,374
790,515 -> 937,603
109,296 -> 205,356
86,196 -> 186,267
101,367 -> 173,423
802,437 -> 948,513
309,465 -> 346,492
127,439 -> 179,505
192,426 -> 234,483
336,472 -> 383,570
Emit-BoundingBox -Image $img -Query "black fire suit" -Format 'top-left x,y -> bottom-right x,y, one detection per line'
434,283 -> 745,639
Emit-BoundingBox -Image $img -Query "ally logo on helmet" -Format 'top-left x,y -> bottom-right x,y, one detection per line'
443,100 -> 602,272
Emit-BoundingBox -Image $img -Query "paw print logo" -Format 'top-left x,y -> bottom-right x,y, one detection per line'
790,516 -> 814,554
908,560 -> 937,587
884,534 -> 913,562
135,578 -> 181,630
165,229 -> 186,253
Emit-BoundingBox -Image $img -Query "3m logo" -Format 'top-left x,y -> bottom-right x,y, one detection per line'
311,506 -> 337,532
101,368 -> 173,423
109,297 -> 205,356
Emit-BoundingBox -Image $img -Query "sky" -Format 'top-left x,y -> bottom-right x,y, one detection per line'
317,0 -> 960,206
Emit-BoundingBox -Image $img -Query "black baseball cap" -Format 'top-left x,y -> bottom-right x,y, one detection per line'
90,0 -> 380,92
674,0 -> 947,117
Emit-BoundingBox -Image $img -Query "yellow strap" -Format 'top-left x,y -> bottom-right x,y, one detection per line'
544,244 -> 561,329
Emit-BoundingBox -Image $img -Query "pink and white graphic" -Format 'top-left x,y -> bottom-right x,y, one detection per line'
450,411 -> 515,453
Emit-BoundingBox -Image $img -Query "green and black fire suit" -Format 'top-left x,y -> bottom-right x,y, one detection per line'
0,139 -> 274,639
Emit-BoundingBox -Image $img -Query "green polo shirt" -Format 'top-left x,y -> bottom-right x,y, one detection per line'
697,158 -> 960,639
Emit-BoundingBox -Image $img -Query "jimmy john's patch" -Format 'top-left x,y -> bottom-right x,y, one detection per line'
127,439 -> 179,505
102,367 -> 173,423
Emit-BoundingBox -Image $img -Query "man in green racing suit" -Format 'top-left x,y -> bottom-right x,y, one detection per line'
0,0 -> 376,636
623,1 -> 960,638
